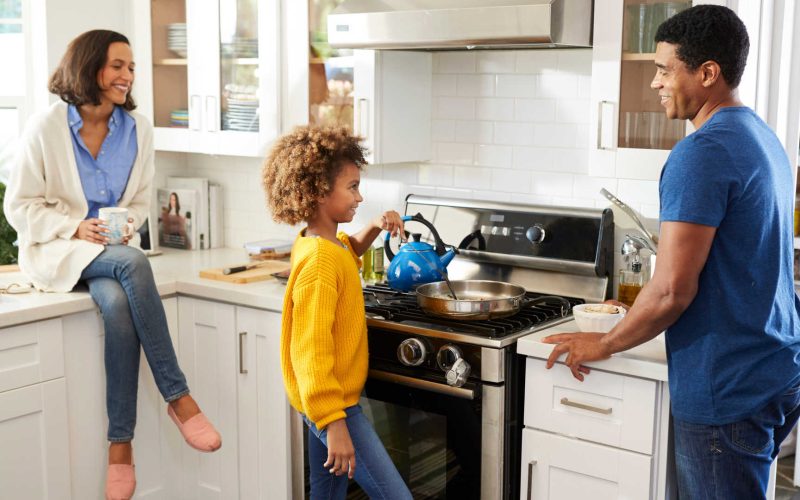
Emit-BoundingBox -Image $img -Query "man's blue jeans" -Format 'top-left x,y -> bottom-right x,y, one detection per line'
304,405 -> 412,500
80,245 -> 189,442
674,382 -> 800,499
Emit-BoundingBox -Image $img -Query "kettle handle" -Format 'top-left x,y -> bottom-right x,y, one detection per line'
384,213 -> 449,261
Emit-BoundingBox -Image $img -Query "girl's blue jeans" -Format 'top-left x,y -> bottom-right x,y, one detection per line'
304,405 -> 413,500
673,382 -> 800,499
80,245 -> 189,442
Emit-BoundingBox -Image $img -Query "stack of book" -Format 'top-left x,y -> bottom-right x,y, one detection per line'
157,177 -> 224,250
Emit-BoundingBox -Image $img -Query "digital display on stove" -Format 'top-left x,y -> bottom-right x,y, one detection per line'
489,214 -> 504,222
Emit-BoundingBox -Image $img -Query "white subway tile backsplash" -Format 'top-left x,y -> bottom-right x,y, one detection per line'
556,49 -> 593,75
453,166 -> 492,189
435,97 -> 476,120
495,75 -> 537,98
640,204 -> 660,219
510,193 -> 554,205
515,51 -> 558,74
433,74 -> 458,96
617,179 -> 660,205
537,74 -> 578,99
477,52 -> 516,74
435,143 -> 474,164
457,75 -> 496,97
491,169 -> 532,193
494,122 -> 534,146
572,176 -> 619,203
553,148 -> 589,174
381,163 -> 419,184
512,147 -> 557,171
436,187 -> 474,199
432,120 -> 456,142
533,124 -> 578,148
474,190 -> 514,202
454,121 -> 494,143
530,172 -> 574,197
419,163 -> 455,186
551,196 -> 597,208
555,99 -> 590,124
574,124 -> 590,149
436,52 -> 476,73
406,184 -> 438,197
476,98 -> 514,121
514,99 -> 556,122
476,144 -> 513,168
578,75 -> 592,99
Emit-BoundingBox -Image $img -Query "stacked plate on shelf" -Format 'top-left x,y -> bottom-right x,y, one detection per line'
223,84 -> 259,132
170,109 -> 188,128
167,23 -> 187,58
222,36 -> 258,58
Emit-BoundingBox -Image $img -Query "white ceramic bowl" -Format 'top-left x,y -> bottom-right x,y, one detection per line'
572,303 -> 625,333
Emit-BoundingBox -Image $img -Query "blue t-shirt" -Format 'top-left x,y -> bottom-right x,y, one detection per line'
659,107 -> 800,425
68,104 -> 138,219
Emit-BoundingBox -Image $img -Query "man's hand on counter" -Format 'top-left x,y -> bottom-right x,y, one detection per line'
542,332 -> 611,381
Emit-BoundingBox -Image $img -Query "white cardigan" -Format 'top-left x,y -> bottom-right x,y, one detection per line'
3,101 -> 154,292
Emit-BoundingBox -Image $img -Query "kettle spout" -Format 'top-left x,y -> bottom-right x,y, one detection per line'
439,248 -> 456,269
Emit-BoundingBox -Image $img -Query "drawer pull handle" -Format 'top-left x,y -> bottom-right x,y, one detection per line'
239,331 -> 248,374
560,397 -> 612,415
527,460 -> 537,500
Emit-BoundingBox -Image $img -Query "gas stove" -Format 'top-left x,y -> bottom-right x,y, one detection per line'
363,283 -> 585,346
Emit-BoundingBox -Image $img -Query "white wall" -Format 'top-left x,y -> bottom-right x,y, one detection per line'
158,48 -> 662,249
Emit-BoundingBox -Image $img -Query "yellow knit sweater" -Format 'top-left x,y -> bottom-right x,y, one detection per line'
280,229 -> 368,429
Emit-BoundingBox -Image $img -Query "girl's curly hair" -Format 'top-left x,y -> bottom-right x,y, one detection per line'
262,125 -> 367,225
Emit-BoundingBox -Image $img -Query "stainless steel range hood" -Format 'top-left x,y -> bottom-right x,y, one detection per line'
327,0 -> 593,50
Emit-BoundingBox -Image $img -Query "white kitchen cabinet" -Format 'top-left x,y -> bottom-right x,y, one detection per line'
177,297 -> 240,499
284,0 -> 431,164
236,306 -> 292,499
520,428 -> 652,500
589,0 -> 719,179
131,0 -> 280,157
62,300 -> 183,500
0,317 -> 70,500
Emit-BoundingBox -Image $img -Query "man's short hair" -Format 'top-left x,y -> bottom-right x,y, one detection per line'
655,5 -> 749,89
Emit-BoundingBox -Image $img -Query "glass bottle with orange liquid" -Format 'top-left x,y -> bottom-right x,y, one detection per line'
618,261 -> 644,307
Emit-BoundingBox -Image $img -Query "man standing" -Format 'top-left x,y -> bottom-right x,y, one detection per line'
544,5 -> 800,498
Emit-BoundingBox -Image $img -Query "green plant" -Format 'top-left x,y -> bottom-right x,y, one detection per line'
0,183 -> 18,265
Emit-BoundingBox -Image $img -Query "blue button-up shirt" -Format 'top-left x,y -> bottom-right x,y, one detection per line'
68,104 -> 138,219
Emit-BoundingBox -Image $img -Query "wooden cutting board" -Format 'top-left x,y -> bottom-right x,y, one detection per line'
199,260 -> 291,284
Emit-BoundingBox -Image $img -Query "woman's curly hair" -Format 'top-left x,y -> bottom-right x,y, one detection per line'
262,125 -> 367,225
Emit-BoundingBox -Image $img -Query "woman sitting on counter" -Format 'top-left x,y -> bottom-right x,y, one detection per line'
2,30 -> 220,500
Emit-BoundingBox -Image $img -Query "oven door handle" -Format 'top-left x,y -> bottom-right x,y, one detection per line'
368,369 -> 476,400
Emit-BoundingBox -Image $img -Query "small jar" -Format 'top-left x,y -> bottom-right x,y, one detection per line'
618,261 -> 644,307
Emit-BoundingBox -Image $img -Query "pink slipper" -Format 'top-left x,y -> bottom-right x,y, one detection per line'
105,463 -> 135,500
168,405 -> 222,452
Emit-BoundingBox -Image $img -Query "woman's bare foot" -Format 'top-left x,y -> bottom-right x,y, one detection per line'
168,394 -> 201,423
108,442 -> 133,465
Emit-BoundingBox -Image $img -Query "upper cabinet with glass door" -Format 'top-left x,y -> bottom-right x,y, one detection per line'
589,0 -> 694,180
135,0 -> 279,157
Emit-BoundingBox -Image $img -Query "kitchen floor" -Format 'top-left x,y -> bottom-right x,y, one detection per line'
777,456 -> 800,500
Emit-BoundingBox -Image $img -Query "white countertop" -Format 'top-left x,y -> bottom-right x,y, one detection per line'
0,248 -> 289,328
517,320 -> 669,381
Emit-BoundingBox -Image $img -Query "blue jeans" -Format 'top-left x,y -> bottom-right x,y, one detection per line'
304,405 -> 412,500
674,382 -> 800,499
80,245 -> 189,442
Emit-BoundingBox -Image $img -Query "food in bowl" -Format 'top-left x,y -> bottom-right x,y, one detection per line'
572,303 -> 625,333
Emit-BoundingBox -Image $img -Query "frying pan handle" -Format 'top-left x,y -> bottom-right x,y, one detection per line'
522,295 -> 572,317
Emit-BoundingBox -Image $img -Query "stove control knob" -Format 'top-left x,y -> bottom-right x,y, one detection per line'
526,225 -> 546,244
446,358 -> 471,388
397,338 -> 427,367
436,345 -> 462,371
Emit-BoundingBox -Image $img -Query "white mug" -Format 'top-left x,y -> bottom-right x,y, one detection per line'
98,207 -> 135,245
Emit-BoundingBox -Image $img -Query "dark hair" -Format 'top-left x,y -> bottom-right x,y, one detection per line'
168,192 -> 181,215
48,30 -> 137,110
655,5 -> 749,89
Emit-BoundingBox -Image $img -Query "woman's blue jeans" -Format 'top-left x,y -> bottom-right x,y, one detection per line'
80,245 -> 189,442
304,405 -> 413,500
673,382 -> 800,499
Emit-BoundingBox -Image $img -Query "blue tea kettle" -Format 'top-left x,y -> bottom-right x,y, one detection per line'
384,214 -> 457,292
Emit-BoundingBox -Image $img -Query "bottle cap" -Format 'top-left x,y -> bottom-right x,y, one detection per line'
632,261 -> 642,272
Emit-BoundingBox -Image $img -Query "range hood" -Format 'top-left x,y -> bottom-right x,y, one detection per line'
327,0 -> 593,50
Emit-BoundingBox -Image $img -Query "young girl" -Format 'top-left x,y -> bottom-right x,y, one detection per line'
262,126 -> 413,499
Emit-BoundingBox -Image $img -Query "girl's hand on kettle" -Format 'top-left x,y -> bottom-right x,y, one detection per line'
74,218 -> 109,245
375,210 -> 405,238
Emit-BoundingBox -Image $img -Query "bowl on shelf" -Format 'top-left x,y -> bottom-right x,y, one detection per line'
572,303 -> 625,333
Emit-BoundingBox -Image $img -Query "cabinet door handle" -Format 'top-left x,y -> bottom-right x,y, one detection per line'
355,98 -> 369,138
206,96 -> 219,132
190,95 -> 202,131
239,331 -> 248,374
527,459 -> 537,500
560,397 -> 612,415
596,100 -> 615,150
